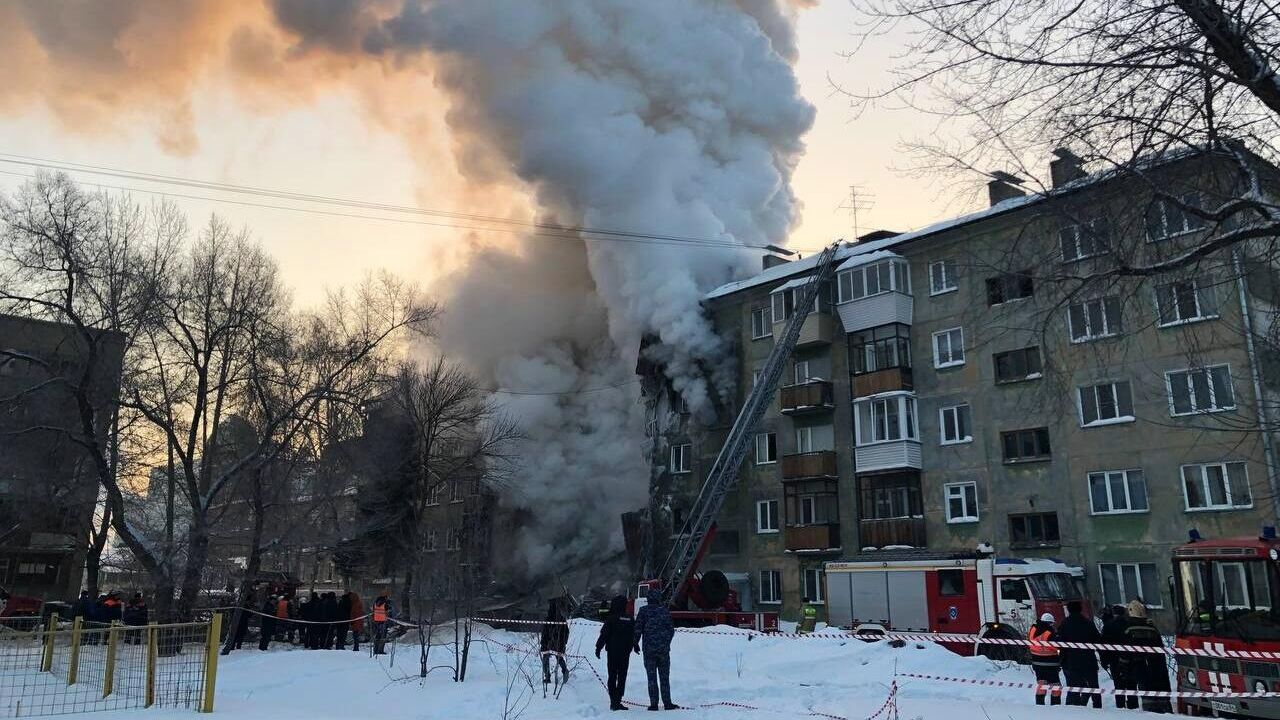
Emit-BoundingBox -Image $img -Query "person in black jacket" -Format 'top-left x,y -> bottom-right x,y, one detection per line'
258,596 -> 276,651
1100,604 -> 1130,708
303,592 -> 321,649
123,593 -> 148,645
321,593 -> 339,649
1055,600 -> 1101,707
1123,600 -> 1172,714
540,599 -> 570,685
596,595 -> 634,711
335,592 -> 352,650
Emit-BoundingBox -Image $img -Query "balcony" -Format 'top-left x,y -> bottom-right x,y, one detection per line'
858,517 -> 926,549
780,381 -> 834,415
852,367 -> 913,399
781,451 -> 837,480
854,441 -> 922,473
774,311 -> 833,348
785,523 -> 840,552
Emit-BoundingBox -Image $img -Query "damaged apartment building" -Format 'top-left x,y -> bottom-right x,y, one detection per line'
641,148 -> 1280,628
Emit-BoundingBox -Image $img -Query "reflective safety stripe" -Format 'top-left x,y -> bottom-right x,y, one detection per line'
373,603 -> 388,622
1028,627 -> 1058,657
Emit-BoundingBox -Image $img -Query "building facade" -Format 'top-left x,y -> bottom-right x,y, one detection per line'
651,150 -> 1280,630
0,314 -> 125,601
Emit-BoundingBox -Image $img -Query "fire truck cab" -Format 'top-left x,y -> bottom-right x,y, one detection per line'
1172,533 -> 1280,718
824,549 -> 1084,654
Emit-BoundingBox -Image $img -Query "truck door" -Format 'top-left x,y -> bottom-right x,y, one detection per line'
997,577 -> 1033,628
885,571 -> 928,631
826,571 -> 854,628
851,571 -> 890,626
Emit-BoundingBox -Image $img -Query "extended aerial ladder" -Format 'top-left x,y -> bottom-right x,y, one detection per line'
654,243 -> 841,610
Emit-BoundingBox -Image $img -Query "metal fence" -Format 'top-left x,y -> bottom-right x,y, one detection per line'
0,614 -> 221,717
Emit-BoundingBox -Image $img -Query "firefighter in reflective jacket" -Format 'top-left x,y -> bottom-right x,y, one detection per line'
1028,613 -> 1062,706
372,595 -> 391,655
798,597 -> 818,635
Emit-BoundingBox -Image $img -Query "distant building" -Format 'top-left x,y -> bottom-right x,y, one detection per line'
0,314 -> 125,600
645,149 -> 1280,631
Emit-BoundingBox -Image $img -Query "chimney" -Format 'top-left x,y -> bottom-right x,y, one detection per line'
1050,148 -> 1086,188
987,171 -> 1027,207
762,254 -> 790,270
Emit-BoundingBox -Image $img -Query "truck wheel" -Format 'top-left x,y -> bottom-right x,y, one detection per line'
977,625 -> 1027,663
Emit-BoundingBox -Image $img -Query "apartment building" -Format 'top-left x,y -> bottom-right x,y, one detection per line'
651,149 -> 1280,630
0,314 -> 125,600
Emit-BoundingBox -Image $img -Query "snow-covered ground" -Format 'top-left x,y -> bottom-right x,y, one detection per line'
22,622 -> 1140,719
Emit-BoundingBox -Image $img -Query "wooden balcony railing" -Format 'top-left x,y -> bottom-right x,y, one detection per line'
781,451 -> 837,480
851,367 -> 913,399
784,523 -> 840,552
858,516 -> 926,548
780,381 -> 834,414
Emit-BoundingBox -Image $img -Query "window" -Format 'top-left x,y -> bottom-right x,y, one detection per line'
752,369 -> 761,388
794,360 -> 811,384
1001,427 -> 1051,462
17,562 -> 48,576
446,528 -> 462,551
795,426 -> 814,453
986,271 -> 1034,305
1068,297 -> 1121,342
855,395 -> 918,445
859,475 -> 922,520
933,327 -> 965,368
849,324 -> 911,375
939,569 -> 965,596
1099,563 -> 1161,608
1060,217 -> 1109,262
929,259 -> 958,295
755,433 -> 777,465
1147,194 -> 1206,241
1182,461 -> 1252,510
945,482 -> 979,523
1009,512 -> 1060,546
1000,578 -> 1030,602
799,496 -> 817,524
1156,279 -> 1218,325
939,404 -> 972,445
425,530 -> 438,552
993,346 -> 1042,383
772,287 -> 797,323
710,530 -> 741,555
836,259 -> 911,303
1088,469 -> 1149,514
427,484 -> 443,506
450,480 -> 464,503
1078,381 -> 1134,426
670,443 -> 691,474
759,570 -> 782,604
1167,365 -> 1234,415
751,307 -> 771,339
756,499 -> 779,533
803,567 -> 825,604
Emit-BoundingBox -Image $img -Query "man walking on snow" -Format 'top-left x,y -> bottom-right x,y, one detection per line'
633,588 -> 678,711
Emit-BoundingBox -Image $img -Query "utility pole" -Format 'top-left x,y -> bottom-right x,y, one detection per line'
836,184 -> 875,240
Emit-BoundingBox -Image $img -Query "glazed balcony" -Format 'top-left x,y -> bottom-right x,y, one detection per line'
781,451 -> 838,480
785,523 -> 841,552
780,381 -> 835,415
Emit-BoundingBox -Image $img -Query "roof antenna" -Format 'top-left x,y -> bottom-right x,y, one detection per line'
836,184 -> 875,241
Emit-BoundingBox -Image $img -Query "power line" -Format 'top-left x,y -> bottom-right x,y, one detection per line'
0,153 -> 784,253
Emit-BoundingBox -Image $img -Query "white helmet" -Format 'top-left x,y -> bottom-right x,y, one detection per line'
1040,613 -> 1055,623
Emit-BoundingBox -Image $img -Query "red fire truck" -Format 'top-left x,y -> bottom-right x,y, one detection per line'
824,548 -> 1085,655
1172,532 -> 1280,718
0,585 -> 43,619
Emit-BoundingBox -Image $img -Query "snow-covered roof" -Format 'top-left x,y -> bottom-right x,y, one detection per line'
835,250 -> 900,272
769,276 -> 817,294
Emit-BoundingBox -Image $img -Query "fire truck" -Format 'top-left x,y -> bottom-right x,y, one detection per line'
823,548 -> 1085,655
629,245 -> 840,633
1172,531 -> 1280,718
0,585 -> 44,619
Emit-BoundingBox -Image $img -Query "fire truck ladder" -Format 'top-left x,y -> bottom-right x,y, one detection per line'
657,243 -> 841,604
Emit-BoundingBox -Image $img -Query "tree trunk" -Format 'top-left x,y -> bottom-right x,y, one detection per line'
84,503 -> 111,599
178,525 -> 210,618
221,487 -> 267,655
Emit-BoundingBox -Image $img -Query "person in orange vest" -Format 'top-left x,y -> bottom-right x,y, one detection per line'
372,595 -> 392,655
348,592 -> 365,652
275,595 -> 290,643
1028,612 -> 1062,706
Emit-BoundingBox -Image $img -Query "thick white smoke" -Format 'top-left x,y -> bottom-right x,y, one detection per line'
364,0 -> 816,578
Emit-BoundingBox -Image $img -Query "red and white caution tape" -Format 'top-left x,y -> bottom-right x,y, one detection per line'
898,672 -> 1275,700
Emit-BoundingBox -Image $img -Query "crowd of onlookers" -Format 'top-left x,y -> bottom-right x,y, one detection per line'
228,589 -> 393,655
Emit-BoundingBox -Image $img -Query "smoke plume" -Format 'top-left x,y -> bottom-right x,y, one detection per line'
0,0 -> 815,581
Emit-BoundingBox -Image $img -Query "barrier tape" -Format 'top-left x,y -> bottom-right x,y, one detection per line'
477,632 -> 896,720
225,605 -> 373,625
898,672 -> 1271,700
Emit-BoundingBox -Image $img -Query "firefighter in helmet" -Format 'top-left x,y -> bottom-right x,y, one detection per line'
1028,612 -> 1062,705
798,597 -> 818,635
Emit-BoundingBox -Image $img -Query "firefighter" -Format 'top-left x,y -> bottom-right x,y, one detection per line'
540,599 -> 570,686
798,597 -> 818,635
1123,600 -> 1171,714
1028,612 -> 1062,706
633,588 -> 678,711
596,595 -> 634,711
275,595 -> 290,642
372,594 -> 391,655
1055,600 -> 1101,707
1101,604 -> 1133,709
258,595 -> 276,651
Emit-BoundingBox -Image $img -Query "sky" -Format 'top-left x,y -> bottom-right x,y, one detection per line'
0,1 -> 974,309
